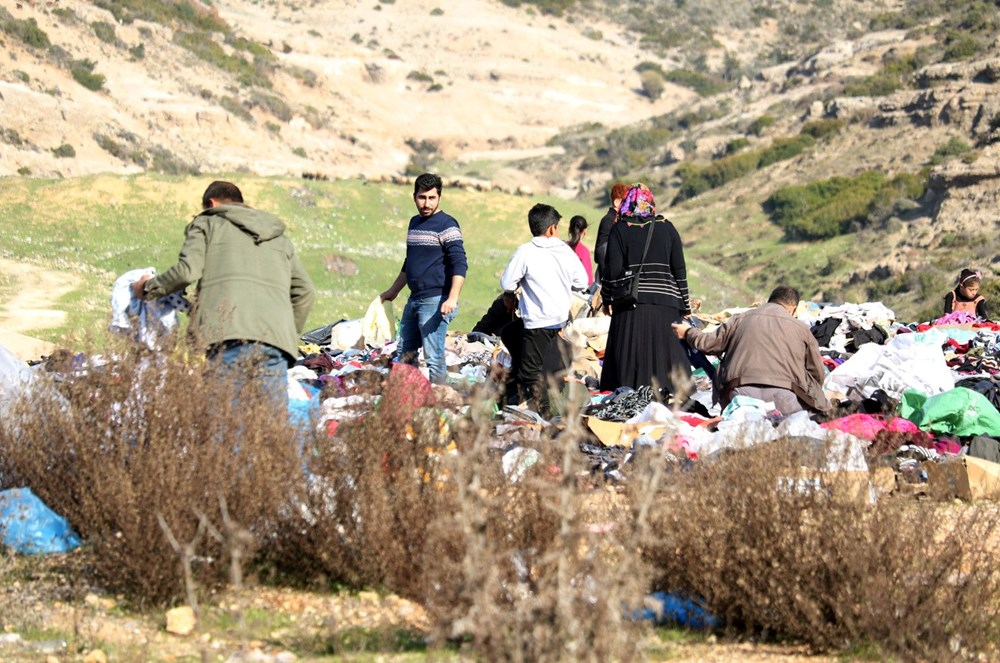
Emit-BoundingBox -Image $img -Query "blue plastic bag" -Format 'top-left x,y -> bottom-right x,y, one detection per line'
631,592 -> 719,630
0,487 -> 81,554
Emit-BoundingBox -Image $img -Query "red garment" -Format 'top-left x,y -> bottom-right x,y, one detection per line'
382,362 -> 434,423
821,414 -> 919,441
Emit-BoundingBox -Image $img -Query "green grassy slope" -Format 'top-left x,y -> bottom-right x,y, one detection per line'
0,174 -> 745,344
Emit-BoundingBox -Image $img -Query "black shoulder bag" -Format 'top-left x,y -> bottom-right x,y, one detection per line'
607,221 -> 655,312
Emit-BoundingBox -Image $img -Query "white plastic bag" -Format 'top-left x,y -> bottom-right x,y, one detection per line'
362,296 -> 394,347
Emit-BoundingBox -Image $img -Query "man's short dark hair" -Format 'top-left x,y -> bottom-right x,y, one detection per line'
768,285 -> 800,307
413,173 -> 443,196
202,181 -> 243,209
528,203 -> 561,237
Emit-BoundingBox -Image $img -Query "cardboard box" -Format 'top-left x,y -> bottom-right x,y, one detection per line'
924,455 -> 1000,501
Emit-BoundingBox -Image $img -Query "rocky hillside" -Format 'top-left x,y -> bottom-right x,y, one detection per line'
2,0 -> 999,319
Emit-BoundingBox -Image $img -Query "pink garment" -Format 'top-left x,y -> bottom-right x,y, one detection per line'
821,414 -> 921,441
382,361 -> 434,423
569,241 -> 594,285
821,414 -> 886,440
933,311 -> 978,325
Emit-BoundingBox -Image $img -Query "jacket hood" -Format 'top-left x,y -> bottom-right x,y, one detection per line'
530,236 -> 568,249
202,204 -> 286,244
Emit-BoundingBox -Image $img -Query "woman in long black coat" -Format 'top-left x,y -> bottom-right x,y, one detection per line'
600,184 -> 692,394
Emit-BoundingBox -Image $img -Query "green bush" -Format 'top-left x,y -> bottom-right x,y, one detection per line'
0,12 -> 50,49
725,137 -> 749,154
800,118 -> 844,139
51,143 -> 76,158
430,7 -> 444,15
249,91 -> 291,122
91,20 -> 118,45
16,166 -> 31,176
70,59 -> 106,92
674,135 -> 814,203
292,147 -> 307,158
843,72 -> 902,97
639,70 -> 666,101
767,170 -> 886,239
747,114 -> 776,136
129,43 -> 146,60
929,137 -> 971,165
663,68 -> 729,97
93,0 -> 227,31
942,31 -> 980,61
174,31 -> 272,89
406,70 -> 434,83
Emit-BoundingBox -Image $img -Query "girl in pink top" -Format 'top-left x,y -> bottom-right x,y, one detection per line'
567,215 -> 594,286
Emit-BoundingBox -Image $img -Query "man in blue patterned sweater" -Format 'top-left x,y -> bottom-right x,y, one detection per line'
381,173 -> 468,384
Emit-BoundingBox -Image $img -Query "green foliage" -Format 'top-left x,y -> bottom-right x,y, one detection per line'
129,42 -> 146,60
500,0 -> 578,16
725,137 -> 749,154
1,128 -> 24,146
800,118 -> 844,140
174,31 -> 272,88
583,27 -> 602,40
70,59 -> 106,92
639,70 -> 666,101
747,114 -> 776,136
16,166 -> 31,176
219,96 -> 253,122
674,135 -> 815,203
663,68 -> 730,97
92,0 -> 227,31
285,64 -> 318,87
843,72 -> 902,97
51,7 -> 77,23
767,171 -> 887,240
407,70 -> 434,83
91,20 -> 119,45
51,144 -> 76,158
249,91 -> 291,122
93,132 -> 145,166
929,137 -> 971,165
430,7 -> 444,15
292,147 -> 307,158
942,31 -> 980,61
0,11 -> 51,49
13,69 -> 29,83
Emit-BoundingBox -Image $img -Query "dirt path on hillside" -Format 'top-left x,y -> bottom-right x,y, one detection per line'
0,258 -> 80,333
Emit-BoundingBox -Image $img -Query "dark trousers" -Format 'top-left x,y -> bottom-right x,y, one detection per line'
521,327 -> 563,416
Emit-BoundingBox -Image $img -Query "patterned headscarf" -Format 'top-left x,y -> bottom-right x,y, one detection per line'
617,184 -> 656,220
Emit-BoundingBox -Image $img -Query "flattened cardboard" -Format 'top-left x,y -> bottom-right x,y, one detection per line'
925,455 -> 1000,501
586,417 -> 666,448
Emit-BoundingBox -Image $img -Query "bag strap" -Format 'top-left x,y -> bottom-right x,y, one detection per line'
634,220 -> 656,277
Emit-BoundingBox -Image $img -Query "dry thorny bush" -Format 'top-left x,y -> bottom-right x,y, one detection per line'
4,342 -> 1000,660
269,377 -> 654,661
0,342 -> 302,607
636,436 -> 1000,660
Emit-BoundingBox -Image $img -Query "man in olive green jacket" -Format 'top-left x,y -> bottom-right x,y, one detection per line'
671,285 -> 830,416
132,181 -> 315,399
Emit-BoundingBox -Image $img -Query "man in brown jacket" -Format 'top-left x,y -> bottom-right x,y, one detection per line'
671,286 -> 830,415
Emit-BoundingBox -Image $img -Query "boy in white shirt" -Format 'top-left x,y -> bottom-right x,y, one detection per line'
500,203 -> 589,414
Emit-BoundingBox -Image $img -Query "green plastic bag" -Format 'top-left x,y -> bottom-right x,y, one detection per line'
900,387 -> 1000,437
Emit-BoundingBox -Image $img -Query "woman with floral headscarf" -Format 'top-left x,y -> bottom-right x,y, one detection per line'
600,184 -> 692,394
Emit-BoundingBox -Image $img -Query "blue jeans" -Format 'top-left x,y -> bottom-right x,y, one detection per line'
207,341 -> 290,409
398,295 -> 456,384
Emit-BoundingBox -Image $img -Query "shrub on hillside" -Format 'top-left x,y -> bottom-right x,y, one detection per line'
93,0 -> 227,32
0,10 -> 51,50
174,31 -> 272,89
800,118 -> 844,140
51,143 -> 75,158
0,345 -> 303,605
673,135 -> 814,204
91,20 -> 119,46
746,114 -> 775,136
766,171 -> 886,240
768,168 -> 930,241
639,70 -> 666,101
638,438 -> 1000,660
663,68 -> 729,97
70,59 -> 106,92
